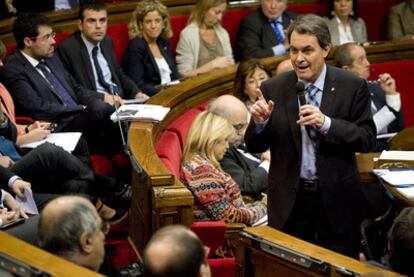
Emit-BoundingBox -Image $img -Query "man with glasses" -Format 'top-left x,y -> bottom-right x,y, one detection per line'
237,0 -> 297,60
208,95 -> 269,200
1,13 -> 123,155
58,3 -> 148,105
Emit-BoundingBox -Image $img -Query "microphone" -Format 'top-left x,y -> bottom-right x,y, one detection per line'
109,84 -> 143,174
296,81 -> 306,106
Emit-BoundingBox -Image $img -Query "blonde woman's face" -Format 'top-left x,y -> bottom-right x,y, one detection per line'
141,10 -> 163,40
214,138 -> 230,161
203,3 -> 226,27
244,68 -> 269,103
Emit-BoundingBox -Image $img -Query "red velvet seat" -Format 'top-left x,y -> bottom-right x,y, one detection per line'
167,108 -> 202,149
156,130 -> 182,178
370,59 -> 414,127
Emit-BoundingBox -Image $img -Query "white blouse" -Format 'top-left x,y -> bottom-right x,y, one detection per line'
155,58 -> 172,85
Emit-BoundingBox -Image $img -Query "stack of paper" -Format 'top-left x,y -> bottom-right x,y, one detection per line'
110,104 -> 170,123
373,168 -> 414,187
379,150 -> 414,161
20,132 -> 82,153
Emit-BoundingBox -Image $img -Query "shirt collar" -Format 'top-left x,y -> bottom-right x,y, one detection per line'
80,33 -> 100,55
20,50 -> 41,67
299,63 -> 327,92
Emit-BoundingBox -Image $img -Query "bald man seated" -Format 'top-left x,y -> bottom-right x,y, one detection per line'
143,225 -> 211,277
208,95 -> 269,200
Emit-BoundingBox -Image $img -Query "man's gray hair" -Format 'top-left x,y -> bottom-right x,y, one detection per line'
38,202 -> 99,260
287,14 -> 331,48
333,43 -> 358,68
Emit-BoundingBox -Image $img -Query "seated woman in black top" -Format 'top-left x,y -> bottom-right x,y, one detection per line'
122,0 -> 179,96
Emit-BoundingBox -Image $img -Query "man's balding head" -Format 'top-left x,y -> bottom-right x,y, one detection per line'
38,196 -> 105,272
208,95 -> 249,146
144,225 -> 210,277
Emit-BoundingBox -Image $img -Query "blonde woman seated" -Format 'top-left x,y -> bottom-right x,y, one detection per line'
234,58 -> 271,110
175,0 -> 235,78
181,111 -> 267,225
123,0 -> 179,96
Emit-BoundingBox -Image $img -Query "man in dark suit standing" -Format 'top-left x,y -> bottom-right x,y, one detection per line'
1,13 -> 123,154
208,95 -> 268,200
237,0 -> 296,60
58,2 -> 148,103
245,14 -> 376,258
333,42 -> 404,151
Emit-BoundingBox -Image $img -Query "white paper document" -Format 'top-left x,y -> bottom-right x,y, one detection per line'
15,189 -> 39,215
379,150 -> 414,161
373,169 -> 414,186
20,132 -> 82,153
376,132 -> 397,140
252,215 -> 268,227
110,104 -> 170,123
396,187 -> 414,199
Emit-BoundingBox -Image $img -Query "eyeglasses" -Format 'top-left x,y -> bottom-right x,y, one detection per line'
28,32 -> 56,42
100,221 -> 110,235
233,123 -> 248,131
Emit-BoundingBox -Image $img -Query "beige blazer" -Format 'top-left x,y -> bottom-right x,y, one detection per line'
387,0 -> 414,40
323,16 -> 367,46
175,22 -> 234,73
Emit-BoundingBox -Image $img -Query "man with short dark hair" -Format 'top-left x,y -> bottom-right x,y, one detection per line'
144,225 -> 211,277
58,3 -> 148,103
245,14 -> 376,257
237,0 -> 296,60
1,13 -> 122,154
333,42 -> 404,150
38,195 -> 105,272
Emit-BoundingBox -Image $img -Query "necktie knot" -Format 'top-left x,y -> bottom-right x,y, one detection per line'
271,20 -> 285,44
306,84 -> 320,107
92,46 -> 99,57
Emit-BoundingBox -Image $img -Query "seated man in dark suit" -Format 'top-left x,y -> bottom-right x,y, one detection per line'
237,0 -> 296,60
58,2 -> 148,103
208,95 -> 268,200
0,13 -> 122,155
333,43 -> 404,151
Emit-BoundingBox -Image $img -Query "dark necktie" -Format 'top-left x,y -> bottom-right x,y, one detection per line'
306,84 -> 320,142
36,62 -> 76,106
92,46 -> 111,91
271,20 -> 285,44
0,136 -> 21,161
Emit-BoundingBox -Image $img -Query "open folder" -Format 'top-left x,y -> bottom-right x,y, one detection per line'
110,104 -> 170,123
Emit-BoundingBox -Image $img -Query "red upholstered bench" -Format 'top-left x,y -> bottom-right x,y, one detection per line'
370,59 -> 414,127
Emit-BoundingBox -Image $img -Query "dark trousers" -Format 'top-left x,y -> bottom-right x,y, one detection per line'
283,183 -> 361,258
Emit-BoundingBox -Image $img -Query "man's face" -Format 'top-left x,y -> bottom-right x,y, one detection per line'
346,45 -> 371,80
88,215 -> 106,271
290,31 -> 330,83
261,0 -> 287,20
25,25 -> 56,60
79,9 -> 108,45
229,111 -> 249,146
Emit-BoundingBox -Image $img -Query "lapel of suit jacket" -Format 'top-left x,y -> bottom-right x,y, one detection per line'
147,39 -> 161,79
16,51 -> 62,100
319,65 -> 336,119
158,38 -> 175,78
44,58 -> 78,101
76,33 -> 97,91
100,38 -> 121,86
258,8 -> 278,46
284,75 -> 302,155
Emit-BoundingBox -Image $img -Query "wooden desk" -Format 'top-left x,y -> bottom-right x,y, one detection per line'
0,231 -> 102,276
236,226 -> 401,277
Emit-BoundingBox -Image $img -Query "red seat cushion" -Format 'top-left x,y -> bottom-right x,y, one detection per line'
167,108 -> 201,148
288,3 -> 329,16
156,131 -> 182,178
191,221 -> 226,256
106,23 -> 130,64
208,258 -> 237,277
169,15 -> 190,57
370,59 -> 414,127
222,9 -> 255,56
91,154 -> 114,176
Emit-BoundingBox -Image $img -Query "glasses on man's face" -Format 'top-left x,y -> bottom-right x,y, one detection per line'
233,123 -> 248,131
100,221 -> 110,235
28,32 -> 56,42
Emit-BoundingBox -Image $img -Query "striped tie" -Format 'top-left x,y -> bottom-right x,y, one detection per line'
306,84 -> 320,143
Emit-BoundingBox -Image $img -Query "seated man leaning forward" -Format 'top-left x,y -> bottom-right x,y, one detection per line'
333,42 -> 404,151
181,110 -> 267,226
208,95 -> 269,201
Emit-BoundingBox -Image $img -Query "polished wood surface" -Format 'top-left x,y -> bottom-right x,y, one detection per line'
236,226 -> 401,277
0,231 -> 102,276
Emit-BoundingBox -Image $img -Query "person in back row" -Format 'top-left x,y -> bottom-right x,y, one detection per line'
175,0 -> 234,78
387,0 -> 414,41
58,2 -> 148,103
181,110 -> 267,225
333,42 -> 404,150
123,0 -> 179,97
237,0 -> 297,60
0,13 -> 122,155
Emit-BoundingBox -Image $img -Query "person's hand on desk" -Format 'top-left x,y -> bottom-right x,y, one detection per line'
0,208 -> 17,226
3,190 -> 30,219
250,90 -> 274,124
135,92 -> 149,101
297,105 -> 325,129
10,179 -> 31,201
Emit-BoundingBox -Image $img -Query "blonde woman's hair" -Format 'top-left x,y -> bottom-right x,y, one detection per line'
128,0 -> 173,40
188,0 -> 227,26
182,110 -> 235,169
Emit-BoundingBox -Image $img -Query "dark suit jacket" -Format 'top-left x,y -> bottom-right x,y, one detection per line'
122,37 -> 179,96
368,82 -> 404,133
220,145 -> 268,199
237,7 -> 297,60
245,65 -> 376,233
1,50 -> 97,123
58,32 -> 139,99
